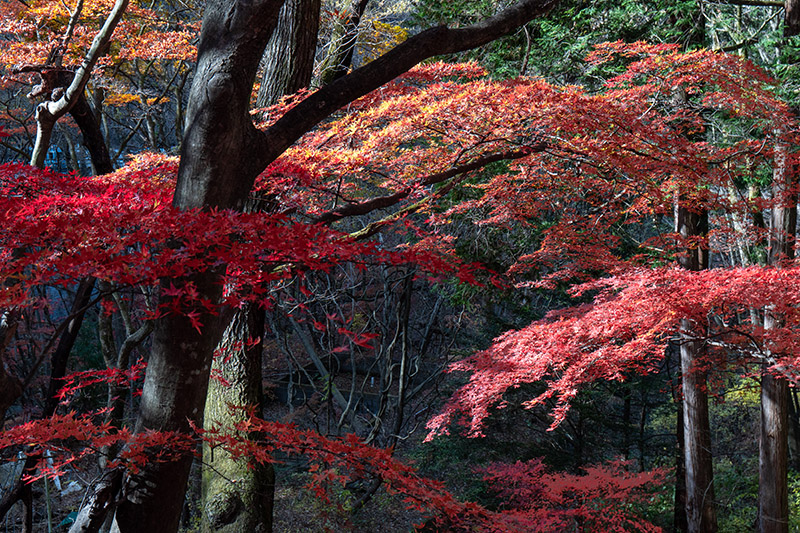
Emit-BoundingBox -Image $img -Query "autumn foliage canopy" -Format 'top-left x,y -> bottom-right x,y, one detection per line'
1,35 -> 797,529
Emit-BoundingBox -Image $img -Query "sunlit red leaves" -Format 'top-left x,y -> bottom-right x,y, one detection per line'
261,49 -> 792,296
117,29 -> 196,61
0,0 -> 198,70
428,266 -> 800,438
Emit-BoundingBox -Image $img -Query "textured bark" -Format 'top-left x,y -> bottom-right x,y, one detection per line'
676,205 -> 717,533
108,4 -> 284,530
760,369 -> 789,533
679,328 -> 716,533
201,305 -> 273,533
256,0 -> 321,109
674,396 -> 688,533
787,0 -> 800,37
0,311 -> 22,425
203,0 -> 318,527
758,109 -> 796,533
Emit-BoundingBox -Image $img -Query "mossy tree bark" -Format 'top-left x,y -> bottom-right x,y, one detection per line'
201,305 -> 273,532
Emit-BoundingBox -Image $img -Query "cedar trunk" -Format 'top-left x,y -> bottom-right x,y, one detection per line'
201,305 -> 273,532
759,107 -> 796,532
256,0 -> 321,108
676,205 -> 717,533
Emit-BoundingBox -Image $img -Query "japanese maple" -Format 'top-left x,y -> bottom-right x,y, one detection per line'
0,34 -> 793,530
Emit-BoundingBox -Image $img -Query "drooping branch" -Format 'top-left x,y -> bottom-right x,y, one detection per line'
313,146 -> 544,225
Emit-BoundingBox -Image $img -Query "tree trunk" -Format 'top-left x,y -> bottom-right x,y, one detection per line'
318,0 -> 370,86
256,0 -> 321,109
760,370 -> 789,533
676,204 -> 717,533
679,328 -> 716,533
201,305 -> 273,532
674,395 -> 688,533
759,82 -> 796,531
109,274 -> 226,533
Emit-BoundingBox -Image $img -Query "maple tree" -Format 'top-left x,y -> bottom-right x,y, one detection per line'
0,1 -> 570,531
1,0 -> 799,531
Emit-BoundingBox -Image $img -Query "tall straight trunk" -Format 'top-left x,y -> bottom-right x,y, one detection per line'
759,127 -> 796,533
674,394 -> 688,533
676,204 -> 717,533
256,0 -> 321,108
671,7 -> 715,528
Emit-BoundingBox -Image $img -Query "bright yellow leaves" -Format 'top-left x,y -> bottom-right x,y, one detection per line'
360,22 -> 410,64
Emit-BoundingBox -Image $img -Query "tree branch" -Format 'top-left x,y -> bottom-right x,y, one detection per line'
254,0 -> 560,170
30,0 -> 129,167
313,146 -> 544,225
706,0 -> 783,6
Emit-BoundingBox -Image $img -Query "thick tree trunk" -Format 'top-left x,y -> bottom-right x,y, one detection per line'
676,205 -> 717,533
201,305 -> 273,533
109,275 -> 226,533
679,329 -> 716,533
107,4 -> 284,531
256,0 -> 321,109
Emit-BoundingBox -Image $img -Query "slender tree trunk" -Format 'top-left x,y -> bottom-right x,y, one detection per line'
760,369 -> 789,533
674,396 -> 688,533
759,120 -> 796,533
676,204 -> 717,533
319,0 -> 370,86
788,390 -> 800,469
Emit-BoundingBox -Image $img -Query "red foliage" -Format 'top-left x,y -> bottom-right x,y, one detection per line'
0,40 -> 794,528
428,266 -> 800,437
480,458 -> 665,532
